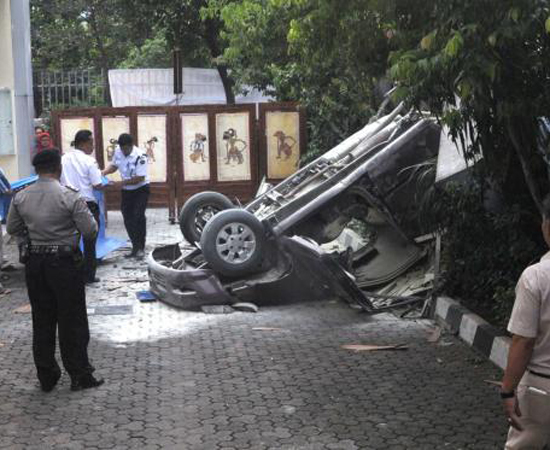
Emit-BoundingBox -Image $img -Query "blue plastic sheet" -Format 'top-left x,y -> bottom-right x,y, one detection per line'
2,174 -> 125,259
0,175 -> 39,220
80,176 -> 126,259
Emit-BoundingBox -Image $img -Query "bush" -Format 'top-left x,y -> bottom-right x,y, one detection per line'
424,180 -> 542,328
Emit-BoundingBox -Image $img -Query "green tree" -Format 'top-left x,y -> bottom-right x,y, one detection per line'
31,0 -> 154,102
217,0 -> 424,157
121,0 -> 239,104
119,31 -> 173,69
389,0 -> 550,212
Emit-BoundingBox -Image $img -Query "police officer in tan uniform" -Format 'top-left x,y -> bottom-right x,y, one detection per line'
7,150 -> 104,392
502,194 -> 550,448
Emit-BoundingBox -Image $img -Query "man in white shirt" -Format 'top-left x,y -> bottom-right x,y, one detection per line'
502,195 -> 550,449
61,130 -> 104,283
102,133 -> 150,259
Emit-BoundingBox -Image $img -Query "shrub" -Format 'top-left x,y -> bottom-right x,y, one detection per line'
424,180 -> 542,328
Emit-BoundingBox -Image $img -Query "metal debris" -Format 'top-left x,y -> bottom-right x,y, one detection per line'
201,305 -> 234,314
342,344 -> 408,352
232,302 -> 259,313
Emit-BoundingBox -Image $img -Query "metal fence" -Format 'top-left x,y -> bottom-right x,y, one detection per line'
33,69 -> 109,115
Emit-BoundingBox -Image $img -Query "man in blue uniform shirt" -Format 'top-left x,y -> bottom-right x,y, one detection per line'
102,133 -> 150,259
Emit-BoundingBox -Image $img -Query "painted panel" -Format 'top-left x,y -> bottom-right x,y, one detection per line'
181,114 -> 210,181
137,114 -> 167,183
266,111 -> 300,179
60,117 -> 94,154
216,112 -> 251,182
101,116 -> 130,181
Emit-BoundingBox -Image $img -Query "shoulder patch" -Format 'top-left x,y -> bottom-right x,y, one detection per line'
140,159 -> 146,165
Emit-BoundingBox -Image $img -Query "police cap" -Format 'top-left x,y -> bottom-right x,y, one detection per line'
32,148 -> 61,170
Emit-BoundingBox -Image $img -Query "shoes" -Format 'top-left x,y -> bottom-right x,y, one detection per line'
124,250 -> 137,259
70,375 -> 104,392
86,277 -> 100,284
134,249 -> 145,259
40,373 -> 61,393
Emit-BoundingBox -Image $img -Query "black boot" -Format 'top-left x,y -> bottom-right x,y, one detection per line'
70,374 -> 104,392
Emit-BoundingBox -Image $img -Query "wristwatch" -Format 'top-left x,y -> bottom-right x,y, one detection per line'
500,390 -> 515,399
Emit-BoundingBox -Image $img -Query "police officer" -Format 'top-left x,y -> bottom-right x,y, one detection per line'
61,130 -> 105,284
102,133 -> 150,259
7,149 -> 104,392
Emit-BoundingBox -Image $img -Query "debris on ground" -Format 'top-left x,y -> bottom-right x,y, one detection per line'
201,305 -> 234,314
427,326 -> 442,343
136,290 -> 157,302
13,304 -> 31,314
484,380 -> 503,388
342,343 -> 408,352
232,302 -> 259,313
252,327 -> 285,332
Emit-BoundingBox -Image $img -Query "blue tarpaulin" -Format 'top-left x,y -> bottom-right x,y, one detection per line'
1,175 -> 126,259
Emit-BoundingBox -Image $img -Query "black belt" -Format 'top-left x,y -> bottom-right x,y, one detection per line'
529,369 -> 550,379
29,245 -> 77,255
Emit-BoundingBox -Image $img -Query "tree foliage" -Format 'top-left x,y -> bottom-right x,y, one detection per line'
31,0 -> 150,70
388,0 -> 550,212
119,31 -> 172,69
216,0 -> 431,158
118,0 -> 239,103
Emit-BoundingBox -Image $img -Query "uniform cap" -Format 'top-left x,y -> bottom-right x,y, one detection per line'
32,148 -> 61,168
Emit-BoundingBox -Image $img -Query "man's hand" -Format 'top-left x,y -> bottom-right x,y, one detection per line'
502,396 -> 523,431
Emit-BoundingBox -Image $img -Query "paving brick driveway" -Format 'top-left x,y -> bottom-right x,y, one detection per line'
0,210 -> 508,449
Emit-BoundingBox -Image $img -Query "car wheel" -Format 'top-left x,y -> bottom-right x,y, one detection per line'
179,192 -> 234,245
200,209 -> 266,277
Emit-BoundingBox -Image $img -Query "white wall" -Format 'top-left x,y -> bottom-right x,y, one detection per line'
0,0 -> 34,181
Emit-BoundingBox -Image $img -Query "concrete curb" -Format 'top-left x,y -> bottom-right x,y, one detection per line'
435,296 -> 510,370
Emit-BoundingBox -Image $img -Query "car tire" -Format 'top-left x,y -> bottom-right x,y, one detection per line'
200,209 -> 266,277
179,192 -> 234,245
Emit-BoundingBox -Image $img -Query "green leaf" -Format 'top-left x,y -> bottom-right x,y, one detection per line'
420,30 -> 437,50
458,79 -> 472,99
444,33 -> 464,58
509,7 -> 520,22
485,62 -> 498,82
546,16 -> 550,34
488,33 -> 497,47
391,86 -> 408,101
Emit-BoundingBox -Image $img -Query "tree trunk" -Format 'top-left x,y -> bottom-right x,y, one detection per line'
507,120 -> 543,215
202,18 -> 235,105
217,65 -> 235,105
88,3 -> 112,106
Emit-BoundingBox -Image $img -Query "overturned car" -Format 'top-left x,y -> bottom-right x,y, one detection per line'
148,104 -> 442,311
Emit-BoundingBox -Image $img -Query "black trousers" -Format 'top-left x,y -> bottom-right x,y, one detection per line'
121,185 -> 149,251
25,253 -> 93,385
83,201 -> 100,282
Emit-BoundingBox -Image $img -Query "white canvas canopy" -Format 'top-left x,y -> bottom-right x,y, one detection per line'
108,68 -> 271,107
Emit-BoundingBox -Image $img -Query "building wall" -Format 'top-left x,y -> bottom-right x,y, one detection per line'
0,0 -> 33,181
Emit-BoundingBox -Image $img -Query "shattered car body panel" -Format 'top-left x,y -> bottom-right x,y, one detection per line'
148,106 -> 442,311
148,236 -> 373,311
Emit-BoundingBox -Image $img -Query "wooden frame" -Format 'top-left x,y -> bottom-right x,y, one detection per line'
259,102 -> 306,183
51,102 -> 305,223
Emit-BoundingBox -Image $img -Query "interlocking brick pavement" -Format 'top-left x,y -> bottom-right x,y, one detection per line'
0,209 -> 508,449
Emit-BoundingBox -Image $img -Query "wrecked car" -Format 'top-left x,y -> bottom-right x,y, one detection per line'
148,104 -> 441,311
